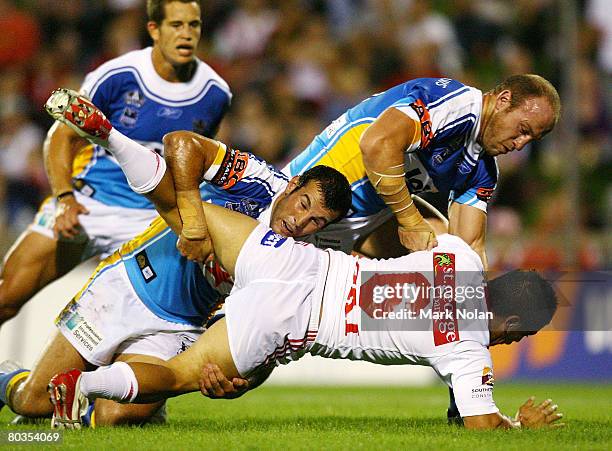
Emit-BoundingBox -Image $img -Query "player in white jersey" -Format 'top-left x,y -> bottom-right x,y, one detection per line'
0,0 -> 231,331
44,191 -> 564,430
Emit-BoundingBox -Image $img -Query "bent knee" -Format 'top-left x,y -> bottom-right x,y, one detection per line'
11,384 -> 53,417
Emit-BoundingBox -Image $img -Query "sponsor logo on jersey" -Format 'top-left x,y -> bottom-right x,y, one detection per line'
224,198 -> 260,217
73,179 -> 96,197
432,252 -> 459,346
157,106 -> 183,119
124,90 -> 145,107
136,250 -> 157,282
192,119 -> 209,136
260,229 -> 287,248
435,78 -> 453,88
211,148 -> 249,189
409,99 -> 434,149
476,187 -> 495,202
119,106 -> 139,127
482,366 -> 495,386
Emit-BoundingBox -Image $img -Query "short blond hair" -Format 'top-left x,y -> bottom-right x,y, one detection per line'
492,74 -> 561,126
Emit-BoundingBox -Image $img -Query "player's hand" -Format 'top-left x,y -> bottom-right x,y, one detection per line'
516,396 -> 565,428
177,232 -> 213,263
199,363 -> 249,399
397,218 -> 438,252
54,194 -> 89,239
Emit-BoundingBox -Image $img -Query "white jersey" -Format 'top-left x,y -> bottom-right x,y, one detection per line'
226,230 -> 499,418
311,234 -> 497,416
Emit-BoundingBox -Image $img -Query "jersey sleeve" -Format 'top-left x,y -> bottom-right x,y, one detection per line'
389,78 -> 472,153
448,156 -> 498,213
433,343 -> 499,418
202,142 -> 288,201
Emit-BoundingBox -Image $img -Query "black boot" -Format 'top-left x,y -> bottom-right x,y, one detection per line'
447,387 -> 463,426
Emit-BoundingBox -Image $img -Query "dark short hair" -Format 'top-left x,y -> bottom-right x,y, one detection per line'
488,270 -> 558,333
147,0 -> 201,24
295,165 -> 352,220
492,74 -> 561,126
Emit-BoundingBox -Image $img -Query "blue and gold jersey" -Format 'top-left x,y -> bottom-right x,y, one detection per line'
74,47 -> 231,209
285,78 -> 498,217
119,145 -> 289,326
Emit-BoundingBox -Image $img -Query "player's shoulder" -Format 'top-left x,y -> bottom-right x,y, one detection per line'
194,58 -> 231,96
85,48 -> 149,80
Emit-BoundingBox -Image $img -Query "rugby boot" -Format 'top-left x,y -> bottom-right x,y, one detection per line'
45,88 -> 112,147
48,369 -> 89,429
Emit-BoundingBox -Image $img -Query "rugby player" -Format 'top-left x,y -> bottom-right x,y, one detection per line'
0,0 -> 230,328
0,146 -> 351,426
43,187 -> 564,430
41,75 -> 561,423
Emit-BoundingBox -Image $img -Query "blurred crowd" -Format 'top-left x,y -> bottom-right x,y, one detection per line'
0,0 -> 609,269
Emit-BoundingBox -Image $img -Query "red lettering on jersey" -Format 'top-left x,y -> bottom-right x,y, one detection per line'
344,261 -> 360,335
211,148 -> 249,189
432,253 -> 459,346
409,99 -> 434,149
360,272 -> 430,317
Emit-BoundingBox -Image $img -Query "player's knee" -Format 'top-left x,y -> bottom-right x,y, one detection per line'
11,383 -> 52,417
94,402 -> 155,426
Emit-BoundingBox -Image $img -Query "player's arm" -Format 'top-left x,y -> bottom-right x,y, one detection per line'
43,121 -> 90,238
463,397 -> 564,430
360,107 -> 437,252
163,131 -> 219,239
163,131 -> 223,261
448,201 -> 488,270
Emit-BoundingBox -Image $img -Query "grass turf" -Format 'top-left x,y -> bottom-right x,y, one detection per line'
0,383 -> 610,450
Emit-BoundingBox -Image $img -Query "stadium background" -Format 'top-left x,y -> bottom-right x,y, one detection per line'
0,0 -> 609,384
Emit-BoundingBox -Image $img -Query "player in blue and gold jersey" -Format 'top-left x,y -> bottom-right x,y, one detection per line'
286,75 -> 560,268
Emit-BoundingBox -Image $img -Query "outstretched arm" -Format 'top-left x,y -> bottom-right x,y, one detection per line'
360,108 -> 438,252
463,397 -> 564,430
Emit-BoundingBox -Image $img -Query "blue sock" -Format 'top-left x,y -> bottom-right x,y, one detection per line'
0,369 -> 29,407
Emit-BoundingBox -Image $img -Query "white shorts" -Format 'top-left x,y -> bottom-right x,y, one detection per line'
225,224 -> 328,377
56,259 -> 203,366
30,192 -> 158,260
303,209 -> 393,253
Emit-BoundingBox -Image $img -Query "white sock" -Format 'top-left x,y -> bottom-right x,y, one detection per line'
107,129 -> 167,194
80,362 -> 139,403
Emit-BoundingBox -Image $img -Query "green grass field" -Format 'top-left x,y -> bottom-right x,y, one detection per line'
1,383 -> 610,450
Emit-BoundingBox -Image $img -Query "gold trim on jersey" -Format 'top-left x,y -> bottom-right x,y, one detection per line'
315,123 -> 370,185
72,143 -> 95,177
117,215 -> 169,257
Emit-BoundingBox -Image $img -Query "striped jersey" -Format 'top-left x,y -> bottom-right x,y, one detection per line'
74,47 -> 231,209
285,78 -> 498,217
119,145 -> 288,326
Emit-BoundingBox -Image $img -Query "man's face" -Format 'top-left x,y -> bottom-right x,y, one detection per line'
481,93 -> 555,156
270,177 -> 339,238
148,1 -> 202,67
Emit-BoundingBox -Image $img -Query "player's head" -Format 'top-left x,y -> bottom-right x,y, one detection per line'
270,165 -> 352,238
147,0 -> 202,66
487,270 -> 558,346
480,74 -> 560,156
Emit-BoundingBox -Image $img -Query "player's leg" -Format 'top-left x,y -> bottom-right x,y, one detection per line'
92,353 -> 166,427
0,231 -> 61,325
1,331 -> 87,417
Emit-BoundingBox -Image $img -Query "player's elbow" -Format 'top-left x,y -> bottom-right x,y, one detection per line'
359,129 -> 393,166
